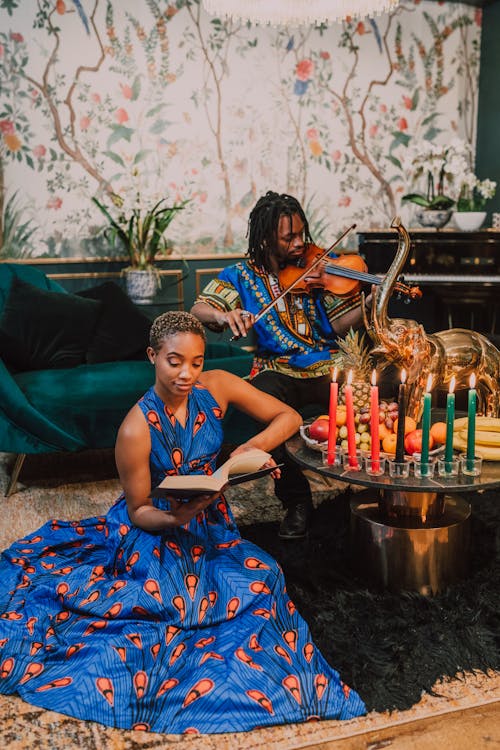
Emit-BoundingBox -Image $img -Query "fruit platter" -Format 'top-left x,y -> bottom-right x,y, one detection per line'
299,328 -> 500,466
301,400 -> 448,458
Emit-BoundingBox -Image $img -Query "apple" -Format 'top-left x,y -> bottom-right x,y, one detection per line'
404,429 -> 435,456
308,418 -> 330,442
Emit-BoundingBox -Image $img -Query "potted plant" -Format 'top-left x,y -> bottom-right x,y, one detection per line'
453,174 -> 497,231
401,140 -> 469,229
1,190 -> 37,259
92,193 -> 187,303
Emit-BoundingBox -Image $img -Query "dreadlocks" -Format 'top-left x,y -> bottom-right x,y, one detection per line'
246,191 -> 312,273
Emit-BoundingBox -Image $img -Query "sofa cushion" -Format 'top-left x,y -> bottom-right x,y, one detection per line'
14,361 -> 155,449
0,277 -> 102,371
0,262 -> 67,309
77,282 -> 151,363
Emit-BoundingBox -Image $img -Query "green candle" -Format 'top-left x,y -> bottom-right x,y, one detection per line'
466,373 -> 477,471
444,376 -> 456,467
420,374 -> 433,466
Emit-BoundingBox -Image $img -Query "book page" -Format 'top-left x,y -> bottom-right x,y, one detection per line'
151,448 -> 271,499
211,448 -> 271,483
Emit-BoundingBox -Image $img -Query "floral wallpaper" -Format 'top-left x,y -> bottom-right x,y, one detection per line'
0,0 -> 481,258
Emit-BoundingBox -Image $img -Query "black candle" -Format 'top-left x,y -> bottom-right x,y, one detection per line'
395,369 -> 407,463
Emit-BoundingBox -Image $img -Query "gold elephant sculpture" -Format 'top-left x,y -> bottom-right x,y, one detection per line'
361,217 -> 500,420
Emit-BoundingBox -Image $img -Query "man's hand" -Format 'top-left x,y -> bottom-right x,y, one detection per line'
221,309 -> 255,339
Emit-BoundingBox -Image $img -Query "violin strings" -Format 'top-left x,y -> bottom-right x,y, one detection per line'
324,265 -> 382,284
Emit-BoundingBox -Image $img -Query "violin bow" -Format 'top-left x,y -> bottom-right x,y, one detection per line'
252,222 -> 357,326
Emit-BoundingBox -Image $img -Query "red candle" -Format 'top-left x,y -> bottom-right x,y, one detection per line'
370,369 -> 380,471
327,367 -> 338,465
345,370 -> 359,468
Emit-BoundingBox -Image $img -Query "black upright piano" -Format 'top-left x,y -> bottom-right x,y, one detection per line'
357,228 -> 500,335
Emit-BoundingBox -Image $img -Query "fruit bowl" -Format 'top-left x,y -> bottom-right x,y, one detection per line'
299,424 -> 327,453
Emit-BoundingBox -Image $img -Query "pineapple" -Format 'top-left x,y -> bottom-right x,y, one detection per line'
332,328 -> 376,451
333,328 -> 373,411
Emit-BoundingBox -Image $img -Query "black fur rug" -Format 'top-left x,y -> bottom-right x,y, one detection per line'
240,489 -> 500,713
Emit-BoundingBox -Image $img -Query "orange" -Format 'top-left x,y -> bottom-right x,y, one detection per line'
378,422 -> 392,441
430,421 -> 447,445
336,406 -> 347,427
316,415 -> 330,421
382,434 -> 397,455
393,416 -> 417,435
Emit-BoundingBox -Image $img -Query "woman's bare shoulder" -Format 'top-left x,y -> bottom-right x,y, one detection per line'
200,369 -> 240,386
199,369 -> 242,410
199,369 -> 243,393
117,403 -> 148,441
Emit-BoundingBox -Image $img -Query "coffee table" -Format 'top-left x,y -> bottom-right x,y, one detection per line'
286,433 -> 500,595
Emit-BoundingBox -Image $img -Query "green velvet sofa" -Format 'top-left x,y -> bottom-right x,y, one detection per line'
0,263 -> 253,495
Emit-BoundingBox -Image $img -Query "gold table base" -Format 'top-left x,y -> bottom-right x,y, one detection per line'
350,493 -> 471,596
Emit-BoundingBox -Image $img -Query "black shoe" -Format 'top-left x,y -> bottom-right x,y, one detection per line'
278,503 -> 312,540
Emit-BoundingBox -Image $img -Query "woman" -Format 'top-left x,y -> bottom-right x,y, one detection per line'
0,312 -> 365,734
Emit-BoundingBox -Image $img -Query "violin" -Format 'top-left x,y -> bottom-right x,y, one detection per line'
229,224 -> 420,341
278,243 -> 422,301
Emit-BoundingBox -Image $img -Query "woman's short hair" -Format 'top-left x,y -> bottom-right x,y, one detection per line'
149,311 -> 207,351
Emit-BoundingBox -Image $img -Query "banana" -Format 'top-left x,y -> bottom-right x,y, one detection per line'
453,416 -> 500,433
474,430 -> 500,447
453,432 -> 500,460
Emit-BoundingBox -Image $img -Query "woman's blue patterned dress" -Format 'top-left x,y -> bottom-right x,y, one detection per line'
0,384 -> 365,734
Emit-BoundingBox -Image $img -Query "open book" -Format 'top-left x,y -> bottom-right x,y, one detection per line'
151,448 -> 277,500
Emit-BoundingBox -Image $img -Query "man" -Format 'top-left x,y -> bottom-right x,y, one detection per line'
191,191 -> 368,539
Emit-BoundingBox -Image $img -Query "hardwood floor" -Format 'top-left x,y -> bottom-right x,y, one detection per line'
304,701 -> 500,749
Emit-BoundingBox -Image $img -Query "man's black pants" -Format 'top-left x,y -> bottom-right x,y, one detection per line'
250,370 -> 331,510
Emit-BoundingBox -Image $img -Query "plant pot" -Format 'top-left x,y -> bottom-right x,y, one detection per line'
414,208 -> 453,229
452,211 -> 487,232
124,268 -> 159,304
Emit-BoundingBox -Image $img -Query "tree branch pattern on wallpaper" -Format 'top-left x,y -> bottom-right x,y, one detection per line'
0,0 -> 481,259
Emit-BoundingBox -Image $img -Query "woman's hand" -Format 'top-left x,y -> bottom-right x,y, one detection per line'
164,492 -> 220,525
132,491 -> 219,531
230,443 -> 281,479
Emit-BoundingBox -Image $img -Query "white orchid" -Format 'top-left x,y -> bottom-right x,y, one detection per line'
477,178 -> 497,201
401,138 -> 496,212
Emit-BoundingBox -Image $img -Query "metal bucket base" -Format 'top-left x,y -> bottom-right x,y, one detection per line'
350,494 -> 471,596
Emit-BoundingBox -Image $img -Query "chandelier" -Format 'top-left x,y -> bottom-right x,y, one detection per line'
201,0 -> 400,26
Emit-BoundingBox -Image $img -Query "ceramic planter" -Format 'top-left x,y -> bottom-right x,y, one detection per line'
414,208 -> 453,229
452,211 -> 487,232
124,268 -> 159,304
